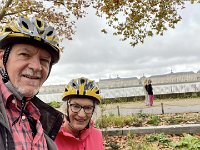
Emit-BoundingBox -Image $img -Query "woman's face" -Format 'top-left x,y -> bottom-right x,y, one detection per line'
68,97 -> 94,131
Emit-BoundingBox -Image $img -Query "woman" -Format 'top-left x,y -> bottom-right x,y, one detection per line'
55,77 -> 104,150
146,79 -> 154,106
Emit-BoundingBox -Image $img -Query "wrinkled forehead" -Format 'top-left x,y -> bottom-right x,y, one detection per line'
11,43 -> 51,58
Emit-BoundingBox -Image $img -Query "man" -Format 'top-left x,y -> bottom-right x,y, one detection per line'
55,77 -> 104,150
0,16 -> 64,149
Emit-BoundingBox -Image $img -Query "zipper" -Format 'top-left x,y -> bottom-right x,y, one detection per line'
4,127 -> 8,150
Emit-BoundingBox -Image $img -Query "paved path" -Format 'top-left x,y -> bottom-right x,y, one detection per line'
99,98 -> 200,116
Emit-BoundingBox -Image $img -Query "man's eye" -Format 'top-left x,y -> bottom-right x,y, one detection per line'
41,58 -> 51,64
19,53 -> 29,57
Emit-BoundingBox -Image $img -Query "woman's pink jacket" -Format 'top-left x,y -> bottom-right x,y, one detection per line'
55,122 -> 104,150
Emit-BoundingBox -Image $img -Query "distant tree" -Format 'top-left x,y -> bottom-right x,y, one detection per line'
0,0 -> 199,47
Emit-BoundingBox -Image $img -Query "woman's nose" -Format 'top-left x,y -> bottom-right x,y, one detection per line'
78,108 -> 87,117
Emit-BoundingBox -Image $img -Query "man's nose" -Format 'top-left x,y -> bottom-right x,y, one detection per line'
28,56 -> 42,71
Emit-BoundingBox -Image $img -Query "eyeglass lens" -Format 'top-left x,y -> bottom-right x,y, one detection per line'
70,104 -> 94,114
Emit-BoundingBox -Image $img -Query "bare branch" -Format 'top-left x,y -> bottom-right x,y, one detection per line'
5,9 -> 39,16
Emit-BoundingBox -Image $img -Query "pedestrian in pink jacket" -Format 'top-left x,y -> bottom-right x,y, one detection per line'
55,77 -> 104,150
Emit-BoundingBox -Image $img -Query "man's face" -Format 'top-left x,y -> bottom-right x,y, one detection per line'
1,44 -> 51,97
68,98 -> 94,131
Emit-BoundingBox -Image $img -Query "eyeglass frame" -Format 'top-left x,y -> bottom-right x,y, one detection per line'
69,103 -> 95,114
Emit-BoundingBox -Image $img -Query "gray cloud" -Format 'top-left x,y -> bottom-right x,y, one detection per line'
45,3 -> 200,85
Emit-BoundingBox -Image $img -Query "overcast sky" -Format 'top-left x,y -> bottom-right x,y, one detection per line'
44,3 -> 200,85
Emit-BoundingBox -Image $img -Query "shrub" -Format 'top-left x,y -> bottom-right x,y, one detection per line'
171,134 -> 200,149
48,101 -> 61,108
146,115 -> 160,126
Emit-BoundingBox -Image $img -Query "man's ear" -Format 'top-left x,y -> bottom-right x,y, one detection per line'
0,49 -> 4,68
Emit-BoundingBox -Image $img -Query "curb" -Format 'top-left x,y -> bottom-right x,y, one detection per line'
101,124 -> 200,136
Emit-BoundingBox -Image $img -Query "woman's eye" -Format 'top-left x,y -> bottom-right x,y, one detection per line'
74,105 -> 81,109
84,106 -> 93,110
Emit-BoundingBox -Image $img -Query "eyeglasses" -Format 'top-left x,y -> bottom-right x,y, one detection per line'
69,103 -> 94,114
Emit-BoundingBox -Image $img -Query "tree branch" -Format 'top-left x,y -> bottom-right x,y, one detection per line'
5,9 -> 39,16
45,0 -> 65,6
0,0 -> 13,21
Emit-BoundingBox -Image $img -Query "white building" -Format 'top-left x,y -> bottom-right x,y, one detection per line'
38,71 -> 200,102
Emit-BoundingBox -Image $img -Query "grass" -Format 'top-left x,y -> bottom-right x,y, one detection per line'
95,112 -> 200,129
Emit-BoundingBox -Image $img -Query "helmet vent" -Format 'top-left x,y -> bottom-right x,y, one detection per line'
72,83 -> 76,88
47,31 -> 53,36
37,20 -> 42,27
96,90 -> 100,94
80,78 -> 85,84
22,21 -> 29,29
5,27 -> 12,32
87,82 -> 93,89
